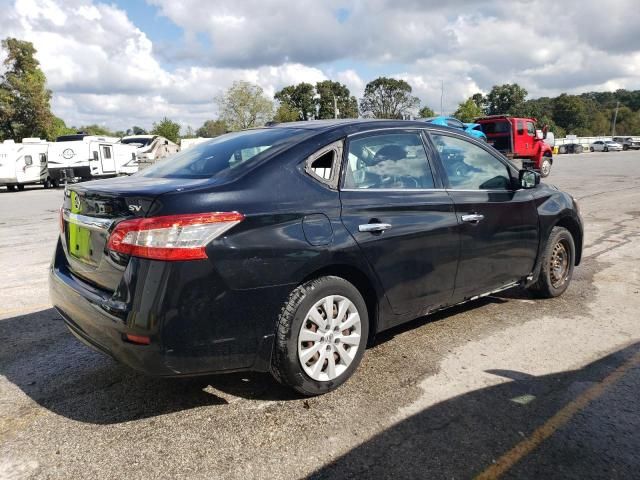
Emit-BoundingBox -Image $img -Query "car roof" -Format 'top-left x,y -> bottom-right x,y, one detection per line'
266,118 -> 463,135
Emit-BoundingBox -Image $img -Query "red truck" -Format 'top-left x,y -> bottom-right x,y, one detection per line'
476,116 -> 554,177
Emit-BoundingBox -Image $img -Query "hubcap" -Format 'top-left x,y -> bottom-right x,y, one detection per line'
550,240 -> 570,288
542,160 -> 551,176
298,295 -> 362,382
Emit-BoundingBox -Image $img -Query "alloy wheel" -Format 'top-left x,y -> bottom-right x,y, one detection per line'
298,295 -> 362,382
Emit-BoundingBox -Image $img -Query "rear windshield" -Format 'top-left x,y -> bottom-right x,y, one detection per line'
480,121 -> 511,134
140,128 -> 306,179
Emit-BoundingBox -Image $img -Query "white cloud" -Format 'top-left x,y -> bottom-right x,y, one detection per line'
1,0 -> 639,130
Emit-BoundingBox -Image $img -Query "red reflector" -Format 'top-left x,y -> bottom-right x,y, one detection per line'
125,334 -> 151,345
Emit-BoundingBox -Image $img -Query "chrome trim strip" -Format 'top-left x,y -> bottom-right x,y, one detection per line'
62,210 -> 113,232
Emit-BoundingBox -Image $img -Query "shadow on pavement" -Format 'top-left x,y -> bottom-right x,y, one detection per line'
0,308 -> 296,424
309,342 -> 640,479
1,286 -> 540,426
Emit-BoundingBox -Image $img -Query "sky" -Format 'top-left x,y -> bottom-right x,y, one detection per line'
1,0 -> 639,132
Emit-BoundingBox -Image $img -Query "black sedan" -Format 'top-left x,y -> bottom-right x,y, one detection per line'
50,120 -> 583,395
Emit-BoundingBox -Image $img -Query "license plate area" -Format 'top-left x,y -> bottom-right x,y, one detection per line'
63,211 -> 113,267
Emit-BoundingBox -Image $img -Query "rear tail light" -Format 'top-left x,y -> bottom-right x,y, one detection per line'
106,212 -> 244,261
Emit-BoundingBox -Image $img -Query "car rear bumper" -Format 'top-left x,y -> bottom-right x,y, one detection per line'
49,238 -> 287,376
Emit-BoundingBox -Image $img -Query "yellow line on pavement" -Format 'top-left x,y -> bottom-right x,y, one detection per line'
475,350 -> 640,480
0,304 -> 52,318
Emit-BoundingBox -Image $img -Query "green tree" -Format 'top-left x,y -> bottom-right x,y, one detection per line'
471,92 -> 486,112
196,119 -> 228,137
418,105 -> 435,118
273,103 -> 300,123
274,83 -> 316,121
129,126 -> 147,135
78,124 -> 116,137
216,81 -> 273,130
0,38 -> 53,140
46,116 -> 74,140
315,80 -> 358,119
453,98 -> 484,122
359,77 -> 420,119
485,83 -> 528,115
552,94 -> 589,133
151,117 -> 181,143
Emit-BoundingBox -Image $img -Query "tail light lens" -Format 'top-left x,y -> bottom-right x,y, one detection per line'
106,212 -> 244,261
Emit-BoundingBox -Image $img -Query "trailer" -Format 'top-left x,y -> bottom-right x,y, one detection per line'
120,135 -> 180,170
47,134 -> 138,182
0,138 -> 53,191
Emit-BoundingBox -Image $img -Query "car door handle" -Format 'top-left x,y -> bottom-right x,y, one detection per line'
359,223 -> 392,233
461,214 -> 485,223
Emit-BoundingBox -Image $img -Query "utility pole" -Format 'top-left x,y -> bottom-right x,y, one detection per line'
440,80 -> 444,116
333,94 -> 338,119
611,101 -> 620,137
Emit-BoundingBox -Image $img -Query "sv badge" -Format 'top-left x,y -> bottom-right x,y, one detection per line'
128,204 -> 142,212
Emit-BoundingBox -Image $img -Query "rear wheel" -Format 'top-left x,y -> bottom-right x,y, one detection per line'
271,276 -> 369,396
590,147 -> 594,152
540,157 -> 552,177
528,226 -> 575,298
16,184 -> 24,191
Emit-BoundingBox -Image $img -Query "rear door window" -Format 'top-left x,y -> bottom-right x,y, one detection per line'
343,132 -> 435,189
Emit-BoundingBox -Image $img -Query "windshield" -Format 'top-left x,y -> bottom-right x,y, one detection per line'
480,121 -> 510,134
56,134 -> 89,142
140,128 -> 307,179
122,137 -> 154,147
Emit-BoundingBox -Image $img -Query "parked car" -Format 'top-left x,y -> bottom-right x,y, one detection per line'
50,120 -> 583,395
612,136 -> 640,151
424,116 -> 487,141
475,116 -> 554,177
557,143 -> 584,154
590,140 -> 623,152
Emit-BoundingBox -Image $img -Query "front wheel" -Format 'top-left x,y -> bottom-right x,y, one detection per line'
271,276 -> 369,396
604,147 -> 609,152
540,157 -> 552,177
528,226 -> 575,298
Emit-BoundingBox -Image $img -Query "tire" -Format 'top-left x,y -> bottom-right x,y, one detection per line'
52,179 -> 60,188
6,185 -> 16,192
590,147 -> 594,152
558,145 -> 566,154
575,145 -> 583,154
540,157 -> 552,177
43,179 -> 51,189
271,276 -> 369,396
604,147 -> 608,152
528,226 -> 575,298
16,184 -> 25,191
623,145 -> 628,151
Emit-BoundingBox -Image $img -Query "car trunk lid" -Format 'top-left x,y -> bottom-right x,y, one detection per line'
61,176 -> 209,291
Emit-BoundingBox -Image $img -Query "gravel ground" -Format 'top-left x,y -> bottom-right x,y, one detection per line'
1,150 -> 639,479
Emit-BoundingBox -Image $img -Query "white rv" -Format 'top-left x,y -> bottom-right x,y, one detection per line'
47,133 -> 138,183
120,135 -> 180,170
0,138 -> 53,191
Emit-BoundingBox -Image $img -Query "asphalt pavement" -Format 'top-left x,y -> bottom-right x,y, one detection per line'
1,150 -> 639,479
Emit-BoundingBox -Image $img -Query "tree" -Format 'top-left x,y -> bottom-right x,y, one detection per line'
46,116 -> 74,140
78,124 -> 116,136
552,94 -> 589,133
418,106 -> 435,118
359,77 -> 420,119
315,80 -> 358,119
485,83 -> 528,115
216,81 -> 273,130
196,119 -> 228,137
471,93 -> 486,112
274,83 -> 316,121
0,38 -> 53,140
453,98 -> 484,122
273,103 -> 300,123
151,117 -> 181,143
130,126 -> 147,135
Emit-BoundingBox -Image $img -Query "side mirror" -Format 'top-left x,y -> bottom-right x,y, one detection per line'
519,169 -> 540,189
535,129 -> 544,140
